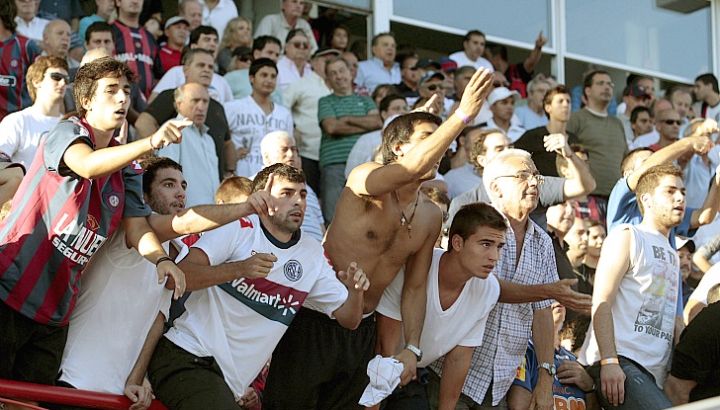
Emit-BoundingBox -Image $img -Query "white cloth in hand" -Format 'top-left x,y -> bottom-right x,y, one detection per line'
358,355 -> 404,406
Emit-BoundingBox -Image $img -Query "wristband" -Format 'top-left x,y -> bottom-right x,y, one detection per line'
155,256 -> 173,266
600,357 -> 619,366
454,108 -> 472,125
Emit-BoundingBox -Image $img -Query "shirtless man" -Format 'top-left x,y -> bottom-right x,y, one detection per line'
263,68 -> 495,410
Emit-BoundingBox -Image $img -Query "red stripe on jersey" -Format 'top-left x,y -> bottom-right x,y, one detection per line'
138,30 -> 154,96
181,233 -> 201,247
240,218 -> 254,228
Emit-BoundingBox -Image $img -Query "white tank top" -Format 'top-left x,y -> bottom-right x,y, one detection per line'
580,224 -> 678,387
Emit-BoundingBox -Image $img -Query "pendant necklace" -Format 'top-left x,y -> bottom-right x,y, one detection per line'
394,190 -> 420,237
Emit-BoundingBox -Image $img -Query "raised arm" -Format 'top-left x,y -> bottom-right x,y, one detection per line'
543,133 -> 596,199
592,228 -> 631,407
690,163 -> 720,229
63,119 -> 190,179
523,31 -> 547,74
148,200 -> 259,243
346,69 -> 493,197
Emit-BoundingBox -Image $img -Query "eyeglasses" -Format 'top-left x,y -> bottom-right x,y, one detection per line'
494,172 -> 544,185
663,119 -> 683,126
289,41 -> 309,50
49,72 -> 69,83
425,84 -> 440,91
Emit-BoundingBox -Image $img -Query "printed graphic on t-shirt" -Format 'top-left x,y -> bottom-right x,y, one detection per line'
634,245 -> 678,342
218,275 -> 308,326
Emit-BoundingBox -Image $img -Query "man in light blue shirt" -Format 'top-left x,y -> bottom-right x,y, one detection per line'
356,32 -> 401,94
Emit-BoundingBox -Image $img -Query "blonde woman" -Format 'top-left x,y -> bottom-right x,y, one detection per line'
217,16 -> 253,74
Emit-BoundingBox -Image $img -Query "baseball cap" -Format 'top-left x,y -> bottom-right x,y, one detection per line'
438,56 -> 458,73
676,236 -> 695,252
312,47 -> 342,59
487,87 -> 519,106
628,83 -> 652,99
414,58 -> 441,70
164,16 -> 190,30
419,70 -> 445,86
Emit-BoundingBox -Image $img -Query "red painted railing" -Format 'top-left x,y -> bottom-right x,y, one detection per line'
0,379 -> 167,410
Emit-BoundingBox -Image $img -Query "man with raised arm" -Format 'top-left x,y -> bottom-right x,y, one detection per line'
263,68 -> 495,410
0,57 -> 186,401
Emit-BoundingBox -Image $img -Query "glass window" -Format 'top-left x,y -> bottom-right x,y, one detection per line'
392,0 -> 551,48
565,0 -> 711,80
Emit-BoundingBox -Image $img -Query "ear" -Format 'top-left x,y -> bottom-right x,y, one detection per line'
451,234 -> 464,252
477,154 -> 487,168
391,142 -> 404,158
489,179 -> 501,198
640,192 -> 651,210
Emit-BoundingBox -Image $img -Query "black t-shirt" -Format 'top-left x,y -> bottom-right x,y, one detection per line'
513,126 -> 579,177
394,82 -> 418,98
146,89 -> 230,179
671,302 -> 720,402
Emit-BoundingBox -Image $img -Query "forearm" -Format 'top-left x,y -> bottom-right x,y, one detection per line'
664,375 -> 695,405
628,139 -> 692,190
401,285 -> 426,346
323,119 -> 367,136
344,115 -> 382,131
498,279 -> 552,303
333,290 -> 364,329
438,347 -> 473,410
531,308 -> 555,388
692,175 -> 720,228
593,303 -> 618,359
692,253 -> 712,273
523,46 -> 543,73
156,203 -> 254,241
125,217 -> 170,264
73,138 -> 154,179
126,313 -> 165,386
180,260 -> 240,291
398,114 -> 466,178
562,153 -> 597,199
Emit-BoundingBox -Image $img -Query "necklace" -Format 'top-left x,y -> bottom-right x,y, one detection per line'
394,190 -> 420,237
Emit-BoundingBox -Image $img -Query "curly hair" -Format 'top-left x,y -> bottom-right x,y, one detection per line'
73,57 -> 134,118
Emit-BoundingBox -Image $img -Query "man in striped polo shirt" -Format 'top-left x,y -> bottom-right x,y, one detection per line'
111,0 -> 158,98
0,0 -> 42,120
0,57 -> 186,395
318,56 -> 382,223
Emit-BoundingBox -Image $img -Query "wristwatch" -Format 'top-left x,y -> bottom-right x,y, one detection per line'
405,344 -> 422,362
538,362 -> 557,376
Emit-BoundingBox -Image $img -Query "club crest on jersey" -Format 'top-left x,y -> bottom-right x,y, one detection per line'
283,260 -> 303,282
86,214 -> 99,231
104,192 -> 120,209
10,59 -> 17,68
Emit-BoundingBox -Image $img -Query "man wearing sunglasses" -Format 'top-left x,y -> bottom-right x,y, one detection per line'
418,70 -> 452,118
650,109 -> 684,152
0,56 -> 67,169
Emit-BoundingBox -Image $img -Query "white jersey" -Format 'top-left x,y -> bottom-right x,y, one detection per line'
0,105 -> 61,168
579,224 -> 678,387
225,96 -> 294,177
449,51 -> 495,72
376,249 -> 500,367
59,227 -> 174,393
152,66 -> 233,103
165,214 -> 347,397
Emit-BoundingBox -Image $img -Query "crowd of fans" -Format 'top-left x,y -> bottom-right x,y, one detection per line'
0,0 -> 719,409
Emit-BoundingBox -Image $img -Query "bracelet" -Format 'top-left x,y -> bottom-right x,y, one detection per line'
155,256 -> 173,266
600,357 -> 619,366
582,383 -> 596,393
454,108 -> 472,125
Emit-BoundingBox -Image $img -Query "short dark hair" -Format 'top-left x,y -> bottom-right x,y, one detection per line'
0,0 -> 17,33
695,73 -> 719,94
463,30 -> 485,43
85,21 -> 112,43
469,128 -> 503,170
379,93 -> 406,113
284,28 -> 307,44
542,85 -> 570,117
189,25 -> 218,46
253,35 -> 281,53
372,84 -> 396,102
635,164 -> 684,215
324,56 -> 350,77
182,47 -> 213,66
74,57 -> 134,117
381,112 -> 442,164
583,70 -> 610,99
396,52 -> 418,67
142,157 -> 183,196
448,203 -> 507,246
630,106 -> 651,124
486,43 -> 508,61
371,32 -> 394,47
249,58 -> 277,76
252,163 -> 305,193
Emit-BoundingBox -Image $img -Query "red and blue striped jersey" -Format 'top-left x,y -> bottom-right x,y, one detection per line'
0,117 -> 151,326
111,20 -> 158,99
0,34 -> 40,120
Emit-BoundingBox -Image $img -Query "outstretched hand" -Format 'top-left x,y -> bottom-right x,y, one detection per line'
413,93 -> 444,116
337,262 -> 370,292
549,279 -> 592,314
248,173 -> 278,218
150,119 -> 193,149
457,68 -> 494,120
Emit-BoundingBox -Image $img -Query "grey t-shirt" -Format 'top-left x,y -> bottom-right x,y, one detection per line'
446,176 -> 566,231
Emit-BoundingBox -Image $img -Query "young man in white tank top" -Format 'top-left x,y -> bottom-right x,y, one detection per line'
579,163 -> 692,409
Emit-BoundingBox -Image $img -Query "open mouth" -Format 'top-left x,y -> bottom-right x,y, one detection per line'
114,109 -> 126,116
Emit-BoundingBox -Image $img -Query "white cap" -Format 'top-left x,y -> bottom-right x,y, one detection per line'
487,87 -> 519,106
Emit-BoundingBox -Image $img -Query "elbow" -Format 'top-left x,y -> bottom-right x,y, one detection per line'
697,211 -> 714,226
337,313 -> 361,330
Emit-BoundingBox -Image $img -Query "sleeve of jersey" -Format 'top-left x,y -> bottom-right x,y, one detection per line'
459,276 -> 500,347
122,162 -> 152,218
43,120 -> 93,173
538,176 -> 565,208
193,221 -> 248,266
511,342 -> 536,392
317,96 -> 336,123
306,257 -> 349,318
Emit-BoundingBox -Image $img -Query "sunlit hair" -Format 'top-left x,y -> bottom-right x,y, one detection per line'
73,57 -> 134,117
26,56 -> 68,102
215,176 -> 253,204
635,164 -> 683,215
